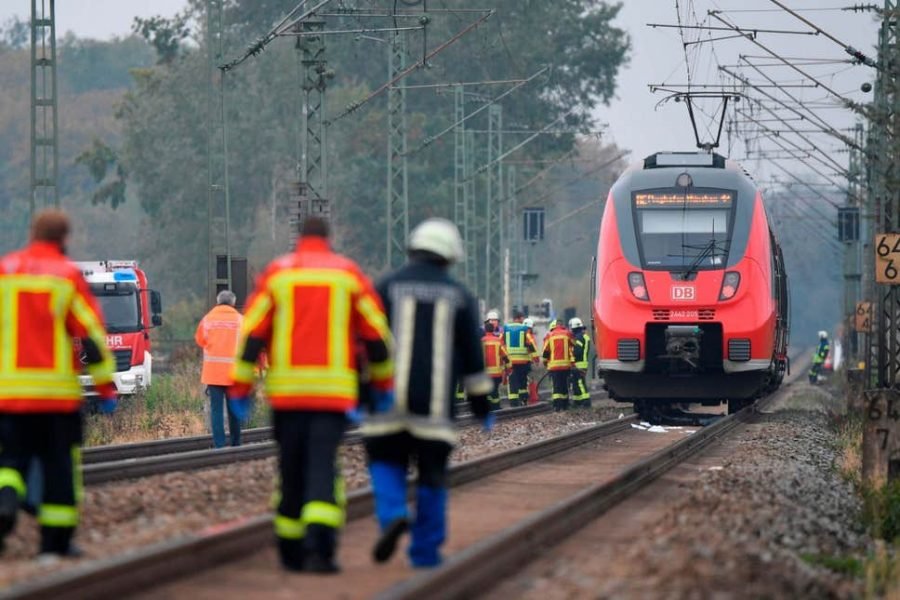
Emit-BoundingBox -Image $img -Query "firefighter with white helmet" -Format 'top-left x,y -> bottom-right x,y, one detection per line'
808,330 -> 830,384
568,317 -> 592,408
364,218 -> 493,568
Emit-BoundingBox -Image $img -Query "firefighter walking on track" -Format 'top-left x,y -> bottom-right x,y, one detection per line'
808,330 -> 830,384
569,317 -> 592,408
0,209 -> 117,557
543,320 -> 576,411
363,218 -> 494,568
228,217 -> 393,573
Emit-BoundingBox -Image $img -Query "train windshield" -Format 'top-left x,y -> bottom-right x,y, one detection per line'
633,189 -> 735,271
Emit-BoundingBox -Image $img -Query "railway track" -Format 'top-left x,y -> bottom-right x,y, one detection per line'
82,391 -> 606,485
5,358 -> 807,599
4,400 -> 633,600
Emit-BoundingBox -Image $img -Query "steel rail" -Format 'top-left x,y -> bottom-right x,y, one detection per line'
4,412 -> 636,600
82,394 -> 605,485
378,357 -> 811,600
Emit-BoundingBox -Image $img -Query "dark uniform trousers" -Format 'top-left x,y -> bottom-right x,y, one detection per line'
0,413 -> 82,554
508,363 -> 530,406
272,411 -> 347,567
550,370 -> 571,411
488,377 -> 503,410
570,371 -> 591,408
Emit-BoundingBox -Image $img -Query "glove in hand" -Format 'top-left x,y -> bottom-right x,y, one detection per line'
373,389 -> 395,413
95,382 -> 117,414
346,407 -> 363,425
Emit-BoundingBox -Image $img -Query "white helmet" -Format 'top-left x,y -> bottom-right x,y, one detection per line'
568,317 -> 584,330
408,218 -> 464,263
486,310 -> 500,321
819,330 -> 828,339
523,318 -> 534,328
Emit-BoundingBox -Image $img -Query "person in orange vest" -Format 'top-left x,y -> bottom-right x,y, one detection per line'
0,209 -> 116,558
482,322 -> 510,411
195,290 -> 244,448
228,217 -> 393,574
542,319 -> 576,411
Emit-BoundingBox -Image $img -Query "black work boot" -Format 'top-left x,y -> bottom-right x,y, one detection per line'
277,537 -> 305,572
373,517 -> 409,563
304,525 -> 340,574
38,526 -> 77,558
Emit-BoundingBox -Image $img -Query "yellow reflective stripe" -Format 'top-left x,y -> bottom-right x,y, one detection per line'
301,501 -> 344,528
264,367 -> 358,397
0,468 -> 26,498
38,503 -> 78,527
71,446 -> 84,504
357,295 -> 392,346
274,514 -> 305,540
233,359 -> 257,384
368,359 -> 393,381
334,458 -> 346,508
70,294 -> 115,384
0,383 -> 84,399
241,291 -> 274,337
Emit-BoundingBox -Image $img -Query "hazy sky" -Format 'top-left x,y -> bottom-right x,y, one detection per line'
0,1 -> 881,183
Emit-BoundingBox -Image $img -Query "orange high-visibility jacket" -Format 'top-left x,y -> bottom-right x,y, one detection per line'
0,242 -> 115,413
542,327 -> 575,371
232,237 -> 393,412
482,333 -> 509,377
195,304 -> 242,386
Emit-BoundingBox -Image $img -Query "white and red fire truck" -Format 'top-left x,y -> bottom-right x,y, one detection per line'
76,260 -> 162,396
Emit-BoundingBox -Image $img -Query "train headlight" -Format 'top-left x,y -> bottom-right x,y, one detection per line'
628,272 -> 649,301
719,271 -> 741,300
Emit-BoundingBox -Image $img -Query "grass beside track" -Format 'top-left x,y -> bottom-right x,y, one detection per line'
84,360 -> 269,446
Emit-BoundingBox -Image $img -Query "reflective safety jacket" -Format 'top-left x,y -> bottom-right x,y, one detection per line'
542,326 -> 575,371
482,333 -> 509,377
232,237 -> 393,412
573,331 -> 592,371
504,322 -> 537,365
813,338 -> 830,364
0,242 -> 115,413
195,304 -> 242,386
361,259 -> 493,444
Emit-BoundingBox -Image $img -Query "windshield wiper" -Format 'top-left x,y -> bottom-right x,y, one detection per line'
683,239 -> 725,277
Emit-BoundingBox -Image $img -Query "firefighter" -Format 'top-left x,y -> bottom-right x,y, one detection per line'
504,312 -> 538,407
808,330 -> 830,384
363,218 -> 493,568
195,290 -> 244,448
485,309 -> 501,335
227,217 -> 393,573
569,317 -> 592,408
543,319 -> 575,411
0,209 -> 117,557
482,322 -> 510,411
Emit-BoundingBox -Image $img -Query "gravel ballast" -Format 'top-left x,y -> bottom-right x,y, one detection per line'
0,403 -> 627,587
497,385 -> 869,599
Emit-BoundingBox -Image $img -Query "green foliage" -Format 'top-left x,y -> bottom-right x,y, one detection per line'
132,13 -> 192,65
75,138 -> 128,207
0,17 -> 28,51
59,34 -> 154,93
863,479 -> 900,542
801,553 -> 865,578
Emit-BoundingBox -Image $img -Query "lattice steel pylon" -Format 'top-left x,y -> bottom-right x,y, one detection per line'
386,31 -> 409,268
868,0 -> 900,387
453,84 -> 468,283
30,0 -> 59,215
464,129 -> 478,293
484,103 -> 503,308
207,0 -> 232,307
295,18 -> 330,233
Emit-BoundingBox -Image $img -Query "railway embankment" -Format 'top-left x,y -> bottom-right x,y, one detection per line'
491,379 -> 871,599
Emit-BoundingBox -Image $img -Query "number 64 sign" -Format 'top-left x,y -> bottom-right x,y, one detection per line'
876,233 -> 900,283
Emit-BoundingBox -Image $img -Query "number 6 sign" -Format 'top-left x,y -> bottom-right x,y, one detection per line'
876,233 -> 900,284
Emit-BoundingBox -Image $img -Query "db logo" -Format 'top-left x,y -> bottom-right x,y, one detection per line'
671,286 -> 696,301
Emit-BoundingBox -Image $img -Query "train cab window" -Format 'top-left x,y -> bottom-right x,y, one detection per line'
633,189 -> 735,271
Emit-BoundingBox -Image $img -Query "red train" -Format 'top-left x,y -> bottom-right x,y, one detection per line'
591,152 -> 789,417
